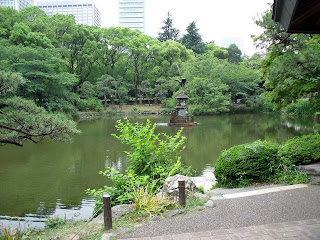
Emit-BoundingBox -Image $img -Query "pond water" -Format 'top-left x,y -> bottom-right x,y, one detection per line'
0,113 -> 319,229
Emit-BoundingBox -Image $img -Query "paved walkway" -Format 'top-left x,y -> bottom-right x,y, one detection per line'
116,185 -> 320,240
118,218 -> 320,239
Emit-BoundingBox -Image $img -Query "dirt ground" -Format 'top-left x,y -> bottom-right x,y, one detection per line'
105,104 -> 165,112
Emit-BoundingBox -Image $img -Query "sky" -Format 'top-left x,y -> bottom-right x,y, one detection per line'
95,0 -> 273,56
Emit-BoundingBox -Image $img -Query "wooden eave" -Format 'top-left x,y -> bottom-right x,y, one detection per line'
273,0 -> 320,34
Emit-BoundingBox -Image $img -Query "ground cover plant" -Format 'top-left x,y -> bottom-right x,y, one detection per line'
278,134 -> 320,166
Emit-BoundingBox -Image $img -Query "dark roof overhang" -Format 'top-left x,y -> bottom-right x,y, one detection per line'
272,0 -> 320,34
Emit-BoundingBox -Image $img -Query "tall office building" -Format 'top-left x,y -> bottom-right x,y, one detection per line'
119,0 -> 145,32
36,0 -> 101,27
0,0 -> 34,11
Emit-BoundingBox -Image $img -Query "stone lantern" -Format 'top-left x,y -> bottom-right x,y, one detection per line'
169,78 -> 197,126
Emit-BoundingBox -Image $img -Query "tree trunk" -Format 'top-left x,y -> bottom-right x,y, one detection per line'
104,93 -> 107,109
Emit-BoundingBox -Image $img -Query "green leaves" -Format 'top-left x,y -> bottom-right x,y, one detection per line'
88,118 -> 191,207
157,12 -> 180,42
278,134 -> 320,166
0,70 -> 24,95
0,97 -> 80,146
214,140 -> 280,187
181,21 -> 206,54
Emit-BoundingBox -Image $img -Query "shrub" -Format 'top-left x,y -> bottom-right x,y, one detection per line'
132,105 -> 138,111
214,140 -> 279,187
278,134 -> 320,166
77,97 -> 103,112
45,217 -> 66,229
87,118 -> 191,212
284,100 -> 314,116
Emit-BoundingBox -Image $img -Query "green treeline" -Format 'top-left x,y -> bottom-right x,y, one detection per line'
0,7 -> 263,117
1,5 -> 319,146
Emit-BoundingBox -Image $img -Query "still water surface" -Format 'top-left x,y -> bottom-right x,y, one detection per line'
0,113 -> 318,228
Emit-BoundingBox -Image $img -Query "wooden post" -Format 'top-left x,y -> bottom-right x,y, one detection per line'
178,180 -> 186,207
103,195 -> 112,231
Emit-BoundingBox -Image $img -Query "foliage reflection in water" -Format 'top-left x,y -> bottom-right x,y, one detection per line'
0,113 -> 318,228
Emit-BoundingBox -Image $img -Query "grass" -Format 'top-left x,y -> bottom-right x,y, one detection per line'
184,194 -> 207,212
22,192 -> 207,239
26,220 -> 104,240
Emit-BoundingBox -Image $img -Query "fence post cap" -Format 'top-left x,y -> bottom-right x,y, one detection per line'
103,194 -> 111,198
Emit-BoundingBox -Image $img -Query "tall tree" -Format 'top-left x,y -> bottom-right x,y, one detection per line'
127,32 -> 156,103
253,6 -> 318,111
0,7 -> 20,39
181,21 -> 206,54
226,44 -> 242,64
157,12 -> 180,42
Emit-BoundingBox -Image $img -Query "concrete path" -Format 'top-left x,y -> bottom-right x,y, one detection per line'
117,185 -> 320,239
118,218 -> 320,239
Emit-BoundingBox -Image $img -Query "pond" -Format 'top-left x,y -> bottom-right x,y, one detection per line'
0,113 -> 319,229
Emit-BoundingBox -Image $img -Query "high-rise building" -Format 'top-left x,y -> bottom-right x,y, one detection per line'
36,0 -> 101,27
0,0 -> 34,11
119,0 -> 145,33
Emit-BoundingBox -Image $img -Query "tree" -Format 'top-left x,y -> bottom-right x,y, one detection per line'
78,81 -> 95,99
139,80 -> 154,105
157,12 -> 180,42
98,27 -> 132,77
113,76 -> 129,109
154,78 -> 179,103
183,49 -> 262,105
0,7 -> 19,39
126,32 -> 157,103
263,39 -> 320,109
206,42 -> 228,59
226,44 -> 242,64
95,74 -> 116,108
181,21 -> 206,54
0,70 -> 80,147
0,41 -> 79,114
252,7 -> 309,52
254,6 -> 319,112
186,77 -> 231,115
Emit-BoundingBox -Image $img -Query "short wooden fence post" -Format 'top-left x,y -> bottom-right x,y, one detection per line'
178,180 -> 186,207
103,195 -> 112,231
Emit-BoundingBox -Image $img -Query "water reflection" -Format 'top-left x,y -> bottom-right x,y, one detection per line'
0,113 -> 319,228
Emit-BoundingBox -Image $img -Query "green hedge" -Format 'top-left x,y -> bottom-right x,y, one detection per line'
214,140 -> 279,187
278,134 -> 320,166
77,97 -> 104,113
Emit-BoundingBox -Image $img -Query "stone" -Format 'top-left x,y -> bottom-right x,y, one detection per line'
190,206 -> 205,212
151,216 -> 161,221
158,174 -> 197,200
191,167 -> 217,192
194,192 -> 209,201
210,195 -> 225,201
298,163 -> 320,183
114,227 -> 132,234
204,200 -> 216,208
112,204 -> 135,218
298,163 -> 320,175
164,209 -> 185,218
100,233 -> 114,240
